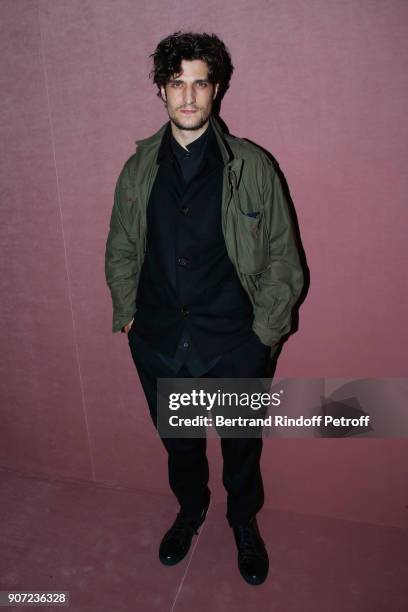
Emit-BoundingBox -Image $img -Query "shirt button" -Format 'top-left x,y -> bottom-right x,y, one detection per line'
182,341 -> 189,348
177,256 -> 189,267
181,206 -> 189,215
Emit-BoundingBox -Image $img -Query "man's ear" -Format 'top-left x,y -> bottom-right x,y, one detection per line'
160,85 -> 167,104
213,83 -> 219,100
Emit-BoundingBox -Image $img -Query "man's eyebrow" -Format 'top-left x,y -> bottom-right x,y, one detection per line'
168,77 -> 210,82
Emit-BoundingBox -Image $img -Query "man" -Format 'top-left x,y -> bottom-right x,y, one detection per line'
105,31 -> 303,586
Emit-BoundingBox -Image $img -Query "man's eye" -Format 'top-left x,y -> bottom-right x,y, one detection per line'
197,82 -> 208,87
171,82 -> 182,87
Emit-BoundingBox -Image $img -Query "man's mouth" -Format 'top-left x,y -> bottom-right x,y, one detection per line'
180,109 -> 198,114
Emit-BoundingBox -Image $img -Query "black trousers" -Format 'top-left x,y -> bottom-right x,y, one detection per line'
128,329 -> 271,528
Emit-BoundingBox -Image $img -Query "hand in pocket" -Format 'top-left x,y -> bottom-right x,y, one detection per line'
122,318 -> 134,334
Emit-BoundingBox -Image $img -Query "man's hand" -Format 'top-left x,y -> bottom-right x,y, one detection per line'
122,318 -> 134,334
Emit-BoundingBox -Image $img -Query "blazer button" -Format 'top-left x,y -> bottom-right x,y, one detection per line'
181,205 -> 189,215
177,256 -> 189,267
181,307 -> 189,316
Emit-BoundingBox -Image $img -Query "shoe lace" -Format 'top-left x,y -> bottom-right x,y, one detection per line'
235,523 -> 263,561
166,513 -> 199,542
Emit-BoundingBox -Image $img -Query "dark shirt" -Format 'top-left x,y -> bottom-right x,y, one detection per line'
157,126 -> 221,375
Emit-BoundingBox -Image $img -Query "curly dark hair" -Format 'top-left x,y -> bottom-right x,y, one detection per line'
149,31 -> 234,101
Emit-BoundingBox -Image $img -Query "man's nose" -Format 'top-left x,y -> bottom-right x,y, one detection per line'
183,85 -> 196,105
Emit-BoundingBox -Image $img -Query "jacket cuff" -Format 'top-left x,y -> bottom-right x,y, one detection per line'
112,311 -> 136,333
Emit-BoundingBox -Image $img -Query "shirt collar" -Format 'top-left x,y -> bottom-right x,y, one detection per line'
171,124 -> 209,160
157,120 -> 223,166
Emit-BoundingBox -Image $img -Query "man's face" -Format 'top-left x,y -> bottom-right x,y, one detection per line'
160,59 -> 219,131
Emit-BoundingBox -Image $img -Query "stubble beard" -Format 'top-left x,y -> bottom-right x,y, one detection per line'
168,107 -> 211,131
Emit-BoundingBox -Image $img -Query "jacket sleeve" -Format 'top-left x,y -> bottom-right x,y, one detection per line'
252,157 -> 304,346
105,165 -> 140,333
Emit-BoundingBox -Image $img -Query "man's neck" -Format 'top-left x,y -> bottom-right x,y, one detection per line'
170,120 -> 210,150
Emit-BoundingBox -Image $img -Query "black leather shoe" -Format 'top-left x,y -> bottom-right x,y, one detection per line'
232,517 -> 269,585
159,502 -> 209,566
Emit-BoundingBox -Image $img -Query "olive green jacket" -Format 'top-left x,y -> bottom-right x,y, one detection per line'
105,115 -> 303,350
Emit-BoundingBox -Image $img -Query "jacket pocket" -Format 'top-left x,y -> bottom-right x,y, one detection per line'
234,209 -> 270,275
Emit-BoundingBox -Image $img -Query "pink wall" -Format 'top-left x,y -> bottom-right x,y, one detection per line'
0,0 -> 407,528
